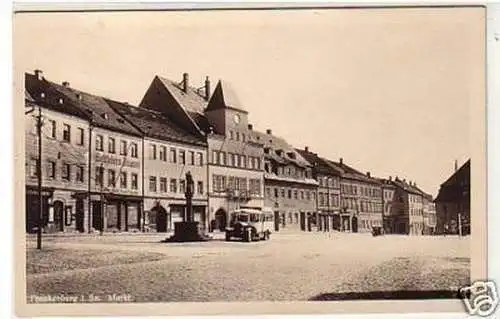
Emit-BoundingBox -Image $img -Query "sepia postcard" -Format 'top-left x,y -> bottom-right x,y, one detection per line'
13,4 -> 490,318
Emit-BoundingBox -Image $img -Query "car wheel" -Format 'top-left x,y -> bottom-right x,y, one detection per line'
244,228 -> 252,242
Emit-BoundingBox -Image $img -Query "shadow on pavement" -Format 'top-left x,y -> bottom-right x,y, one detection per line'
310,290 -> 464,301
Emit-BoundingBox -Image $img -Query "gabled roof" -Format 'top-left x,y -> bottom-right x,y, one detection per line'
206,80 -> 247,113
53,83 -> 143,137
107,99 -> 206,147
155,75 -> 211,133
435,159 -> 470,203
157,76 -> 208,115
325,159 -> 381,185
390,178 -> 422,196
296,148 -> 342,176
25,72 -> 91,120
254,130 -> 310,168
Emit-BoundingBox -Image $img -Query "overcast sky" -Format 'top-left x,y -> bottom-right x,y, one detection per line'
14,8 -> 484,196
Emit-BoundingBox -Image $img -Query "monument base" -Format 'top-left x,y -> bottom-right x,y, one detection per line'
162,221 -> 211,242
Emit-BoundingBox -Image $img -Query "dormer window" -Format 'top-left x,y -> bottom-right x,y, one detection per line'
117,118 -> 125,124
264,147 -> 270,154
276,149 -> 283,157
101,113 -> 109,120
287,152 -> 296,159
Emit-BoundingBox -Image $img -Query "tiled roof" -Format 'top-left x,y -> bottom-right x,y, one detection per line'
296,149 -> 342,176
390,179 -> 422,195
25,73 -> 91,120
157,76 -> 208,115
51,83 -> 143,137
106,99 -> 207,147
206,80 -> 247,113
254,130 -> 310,168
326,159 -> 381,185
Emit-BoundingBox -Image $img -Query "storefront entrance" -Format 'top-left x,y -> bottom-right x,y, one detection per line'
153,205 -> 168,232
53,200 -> 65,232
214,209 -> 227,231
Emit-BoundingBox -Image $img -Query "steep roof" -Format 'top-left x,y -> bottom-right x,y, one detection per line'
296,148 -> 342,176
107,99 -> 206,147
435,159 -> 470,202
390,178 -> 423,195
254,130 -> 310,168
157,76 -> 208,115
25,72 -> 91,120
54,84 -> 142,137
326,159 -> 381,185
206,80 -> 247,113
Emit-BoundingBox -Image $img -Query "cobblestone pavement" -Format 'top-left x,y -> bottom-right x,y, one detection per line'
26,231 -> 470,302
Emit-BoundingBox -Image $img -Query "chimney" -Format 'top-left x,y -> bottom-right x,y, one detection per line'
403,178 -> 406,183
34,69 -> 43,80
305,146 -> 309,152
182,73 -> 189,93
366,172 -> 371,178
76,93 -> 82,101
339,157 -> 343,165
389,176 -> 392,181
62,81 -> 70,88
454,160 -> 458,172
204,76 -> 210,101
248,124 -> 253,130
266,129 -> 272,135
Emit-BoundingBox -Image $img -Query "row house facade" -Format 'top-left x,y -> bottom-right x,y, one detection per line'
422,193 -> 437,235
379,177 -> 397,234
25,71 -> 91,233
296,147 -> 340,231
435,159 -> 470,235
387,177 -> 424,235
327,159 -> 383,233
25,70 -> 210,234
140,73 -> 265,232
107,100 -> 209,232
258,133 -> 318,231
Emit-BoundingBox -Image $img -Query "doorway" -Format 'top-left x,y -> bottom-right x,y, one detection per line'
214,209 -> 227,231
154,205 -> 168,232
92,201 -> 103,231
53,200 -> 64,232
351,216 -> 358,233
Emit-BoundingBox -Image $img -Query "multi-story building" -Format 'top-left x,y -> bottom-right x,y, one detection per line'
388,177 -> 424,235
326,159 -> 383,233
107,100 -> 209,232
422,193 -> 437,235
55,82 -> 145,233
140,73 -> 265,231
255,134 -> 317,231
379,177 -> 397,234
435,159 -> 470,235
25,70 -> 91,233
296,147 -> 340,231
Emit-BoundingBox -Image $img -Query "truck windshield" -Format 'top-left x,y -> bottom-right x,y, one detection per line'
250,213 -> 261,222
236,214 -> 249,222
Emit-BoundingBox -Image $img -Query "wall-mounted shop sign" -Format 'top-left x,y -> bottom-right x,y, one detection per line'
95,153 -> 140,169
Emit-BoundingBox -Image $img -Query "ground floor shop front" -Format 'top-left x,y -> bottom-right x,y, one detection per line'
144,198 -> 208,233
25,186 -> 86,234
